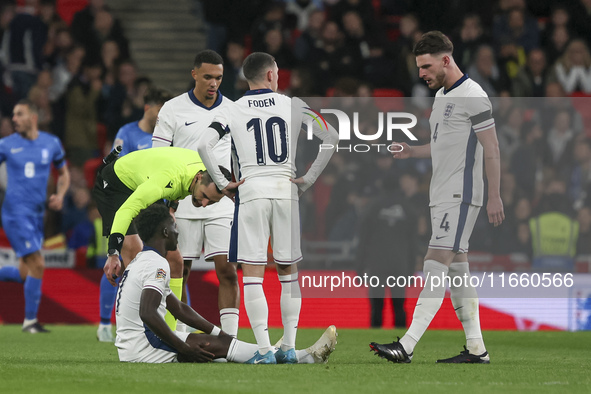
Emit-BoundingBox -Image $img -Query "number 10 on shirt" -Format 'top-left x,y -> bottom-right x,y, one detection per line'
247,117 -> 289,165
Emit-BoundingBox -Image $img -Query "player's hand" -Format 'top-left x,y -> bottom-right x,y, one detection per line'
391,142 -> 411,159
487,196 -> 505,227
290,177 -> 311,196
104,255 -> 122,286
221,179 -> 245,202
47,194 -> 64,211
181,343 -> 215,363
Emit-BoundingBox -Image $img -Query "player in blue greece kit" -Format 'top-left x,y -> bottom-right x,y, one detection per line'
97,88 -> 174,342
114,122 -> 152,156
0,99 -> 70,333
370,32 -> 504,364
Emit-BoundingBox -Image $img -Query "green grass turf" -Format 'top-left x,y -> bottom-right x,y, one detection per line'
0,326 -> 589,394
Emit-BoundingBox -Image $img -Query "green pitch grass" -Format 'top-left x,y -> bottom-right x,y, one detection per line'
0,326 -> 589,394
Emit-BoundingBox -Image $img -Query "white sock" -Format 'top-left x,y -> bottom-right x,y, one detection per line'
449,262 -> 486,355
400,260 -> 448,354
243,276 -> 272,354
226,338 -> 259,363
278,272 -> 301,351
23,318 -> 37,328
220,308 -> 239,337
98,322 -> 111,328
295,349 -> 315,364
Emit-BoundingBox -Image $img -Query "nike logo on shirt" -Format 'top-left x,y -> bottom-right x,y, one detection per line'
185,121 -> 198,126
137,144 -> 149,149
10,147 -> 23,154
435,235 -> 447,240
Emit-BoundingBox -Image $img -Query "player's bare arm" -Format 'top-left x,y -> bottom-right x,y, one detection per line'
390,142 -> 431,159
140,289 -> 214,362
165,292 -> 218,335
476,127 -> 504,227
48,165 -> 70,211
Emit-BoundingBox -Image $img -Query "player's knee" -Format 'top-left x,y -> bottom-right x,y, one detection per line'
23,252 -> 45,275
216,262 -> 238,285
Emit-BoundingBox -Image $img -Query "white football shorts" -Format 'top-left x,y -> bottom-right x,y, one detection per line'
117,330 -> 190,363
428,202 -> 480,253
176,216 -> 232,261
230,199 -> 302,265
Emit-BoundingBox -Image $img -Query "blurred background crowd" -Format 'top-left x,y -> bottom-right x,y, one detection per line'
1,0 -> 591,272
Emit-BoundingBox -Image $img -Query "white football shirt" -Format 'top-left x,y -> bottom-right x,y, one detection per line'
115,249 -> 171,361
152,90 -> 234,219
211,89 -> 337,203
428,75 -> 495,207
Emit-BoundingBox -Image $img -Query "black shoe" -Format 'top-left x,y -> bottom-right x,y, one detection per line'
22,322 -> 50,334
436,346 -> 490,364
369,337 -> 413,363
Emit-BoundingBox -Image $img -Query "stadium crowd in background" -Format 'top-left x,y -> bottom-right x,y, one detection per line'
1,0 -> 591,273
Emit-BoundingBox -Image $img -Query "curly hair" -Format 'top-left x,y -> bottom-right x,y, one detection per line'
135,203 -> 172,243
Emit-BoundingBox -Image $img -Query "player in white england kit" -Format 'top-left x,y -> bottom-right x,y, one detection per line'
152,50 -> 240,337
370,31 -> 504,364
115,203 -> 337,363
198,52 -> 339,364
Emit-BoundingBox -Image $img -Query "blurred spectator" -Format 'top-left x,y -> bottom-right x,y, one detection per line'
529,179 -> 578,271
453,14 -> 490,71
61,186 -> 91,234
308,21 -> 362,95
70,0 -> 129,63
493,7 -> 539,53
497,106 -> 523,162
284,0 -> 322,31
569,137 -> 591,210
357,183 -> 417,328
467,44 -> 502,96
285,66 -> 314,97
510,120 -> 547,199
220,40 -> 247,101
251,2 -> 286,53
553,39 -> 591,95
293,8 -> 325,62
103,59 -> 143,139
27,69 -> 52,131
544,25 -> 571,67
64,60 -> 103,166
511,48 -> 549,97
100,40 -> 121,88
45,26 -> 73,68
546,109 -> 576,175
576,205 -> 591,255
49,44 -> 84,102
496,37 -> 526,84
262,28 -> 297,69
0,1 -> 47,99
328,0 -> 374,30
536,82 -> 584,136
570,0 -> 591,47
540,5 -> 572,53
493,196 -> 532,255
